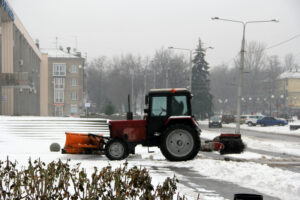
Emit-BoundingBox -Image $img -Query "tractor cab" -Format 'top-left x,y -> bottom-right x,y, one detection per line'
144,88 -> 192,117
144,88 -> 199,147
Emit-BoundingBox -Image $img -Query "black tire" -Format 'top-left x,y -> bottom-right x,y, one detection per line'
160,124 -> 200,161
247,122 -> 253,126
50,143 -> 61,152
261,123 -> 265,127
105,139 -> 129,160
279,123 -> 283,126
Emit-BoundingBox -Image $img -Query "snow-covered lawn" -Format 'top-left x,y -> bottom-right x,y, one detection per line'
1,116 -> 300,199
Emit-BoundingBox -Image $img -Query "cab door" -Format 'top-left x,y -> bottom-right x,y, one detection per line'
146,95 -> 169,144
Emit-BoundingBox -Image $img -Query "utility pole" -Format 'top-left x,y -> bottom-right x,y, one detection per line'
212,17 -> 279,134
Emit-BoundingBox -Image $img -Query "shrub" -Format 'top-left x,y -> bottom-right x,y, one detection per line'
0,158 -> 185,199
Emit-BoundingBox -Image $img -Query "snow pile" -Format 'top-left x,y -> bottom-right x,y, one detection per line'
184,159 -> 300,200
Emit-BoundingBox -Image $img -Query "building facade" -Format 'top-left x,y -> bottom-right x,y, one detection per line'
277,70 -> 300,115
44,49 -> 84,116
0,0 -> 45,116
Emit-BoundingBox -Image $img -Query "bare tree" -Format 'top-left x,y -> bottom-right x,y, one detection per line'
86,56 -> 107,112
151,48 -> 189,89
210,64 -> 237,114
284,53 -> 296,71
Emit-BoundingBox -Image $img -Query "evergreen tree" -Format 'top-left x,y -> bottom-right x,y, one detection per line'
191,39 -> 213,119
103,100 -> 115,116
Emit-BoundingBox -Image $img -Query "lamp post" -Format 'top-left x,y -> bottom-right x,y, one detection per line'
212,17 -> 278,134
129,68 -> 134,114
168,46 -> 213,91
270,94 -> 275,116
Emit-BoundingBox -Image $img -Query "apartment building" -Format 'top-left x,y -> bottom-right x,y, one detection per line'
277,70 -> 300,115
44,49 -> 84,116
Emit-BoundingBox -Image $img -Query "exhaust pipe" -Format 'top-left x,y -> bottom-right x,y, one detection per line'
127,94 -> 133,120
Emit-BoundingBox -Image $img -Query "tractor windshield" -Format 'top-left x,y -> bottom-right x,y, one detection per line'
171,96 -> 188,116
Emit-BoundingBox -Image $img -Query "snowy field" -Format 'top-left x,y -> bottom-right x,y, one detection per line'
1,116 -> 300,199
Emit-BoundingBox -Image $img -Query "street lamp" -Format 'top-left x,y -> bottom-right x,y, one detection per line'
212,17 -> 278,134
168,46 -> 213,91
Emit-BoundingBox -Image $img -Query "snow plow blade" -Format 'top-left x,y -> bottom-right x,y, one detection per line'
61,132 -> 105,154
213,134 -> 245,155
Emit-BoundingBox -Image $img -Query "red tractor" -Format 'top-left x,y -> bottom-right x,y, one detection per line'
62,88 -> 244,161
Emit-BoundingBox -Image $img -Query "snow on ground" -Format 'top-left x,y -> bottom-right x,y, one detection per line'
201,128 -> 300,158
198,119 -> 300,135
1,116 -> 300,199
199,120 -> 300,157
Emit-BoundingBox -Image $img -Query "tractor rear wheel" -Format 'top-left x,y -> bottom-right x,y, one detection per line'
160,124 -> 200,161
105,139 -> 129,160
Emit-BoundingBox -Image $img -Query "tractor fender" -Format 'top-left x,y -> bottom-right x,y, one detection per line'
163,116 -> 201,134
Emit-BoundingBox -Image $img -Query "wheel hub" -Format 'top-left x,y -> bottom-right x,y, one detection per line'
166,129 -> 194,157
109,142 -> 124,158
177,140 -> 183,146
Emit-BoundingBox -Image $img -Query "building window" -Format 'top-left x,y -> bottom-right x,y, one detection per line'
71,91 -> 78,101
70,104 -> 78,114
70,65 -> 78,73
53,63 -> 66,76
71,78 -> 78,86
55,106 -> 64,116
54,78 -> 65,89
54,89 -> 64,103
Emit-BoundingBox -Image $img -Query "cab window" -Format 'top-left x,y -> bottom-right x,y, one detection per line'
151,96 -> 167,116
171,96 -> 188,116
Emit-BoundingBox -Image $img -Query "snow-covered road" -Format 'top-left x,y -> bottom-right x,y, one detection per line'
1,116 -> 300,200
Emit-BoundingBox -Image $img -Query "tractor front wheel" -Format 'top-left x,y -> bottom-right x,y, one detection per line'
105,139 -> 129,160
160,124 -> 200,161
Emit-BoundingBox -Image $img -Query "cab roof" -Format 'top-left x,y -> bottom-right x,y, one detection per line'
148,88 -> 190,95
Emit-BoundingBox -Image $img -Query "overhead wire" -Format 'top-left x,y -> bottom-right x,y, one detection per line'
265,34 -> 300,50
219,33 -> 300,66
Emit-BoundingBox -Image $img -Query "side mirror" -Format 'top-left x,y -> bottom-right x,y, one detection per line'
145,95 -> 149,105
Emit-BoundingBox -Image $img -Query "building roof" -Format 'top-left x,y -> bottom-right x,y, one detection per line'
278,70 -> 300,79
41,48 -> 82,58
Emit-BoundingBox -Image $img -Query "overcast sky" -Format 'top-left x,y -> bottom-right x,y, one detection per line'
7,0 -> 300,67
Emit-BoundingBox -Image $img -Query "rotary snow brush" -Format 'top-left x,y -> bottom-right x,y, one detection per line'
213,134 -> 246,155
